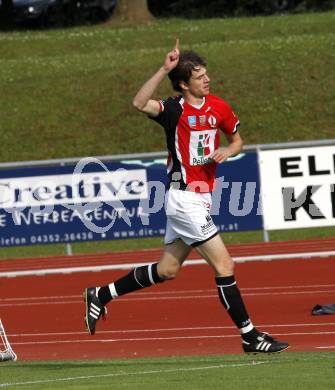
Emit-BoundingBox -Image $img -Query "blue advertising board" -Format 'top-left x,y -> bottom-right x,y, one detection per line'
213,151 -> 262,232
0,152 -> 262,247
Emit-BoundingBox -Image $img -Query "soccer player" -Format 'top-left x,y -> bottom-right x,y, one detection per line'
83,39 -> 289,354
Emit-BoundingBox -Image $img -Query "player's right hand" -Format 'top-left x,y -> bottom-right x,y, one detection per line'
163,38 -> 180,73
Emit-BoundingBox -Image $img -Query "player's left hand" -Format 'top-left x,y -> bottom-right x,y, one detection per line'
210,148 -> 230,164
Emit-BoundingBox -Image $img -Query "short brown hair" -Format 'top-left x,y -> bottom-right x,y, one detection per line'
168,50 -> 207,93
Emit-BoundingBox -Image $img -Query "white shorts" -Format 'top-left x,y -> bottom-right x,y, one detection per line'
164,189 -> 218,247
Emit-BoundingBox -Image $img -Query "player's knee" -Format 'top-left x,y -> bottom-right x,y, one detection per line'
215,258 -> 234,277
158,263 -> 181,280
133,263 -> 164,287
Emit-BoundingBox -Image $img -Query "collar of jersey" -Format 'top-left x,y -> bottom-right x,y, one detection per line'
187,97 -> 206,110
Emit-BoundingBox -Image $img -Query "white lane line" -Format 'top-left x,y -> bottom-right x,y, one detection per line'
2,283 -> 335,302
0,301 -> 80,307
7,322 -> 335,338
0,361 -> 269,388
2,284 -> 335,303
0,295 -> 80,302
2,289 -> 335,307
315,346 -> 335,349
9,331 -> 335,346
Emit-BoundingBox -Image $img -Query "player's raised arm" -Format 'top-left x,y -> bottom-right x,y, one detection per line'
132,39 -> 180,117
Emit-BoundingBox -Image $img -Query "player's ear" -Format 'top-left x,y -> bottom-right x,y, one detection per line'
179,80 -> 189,92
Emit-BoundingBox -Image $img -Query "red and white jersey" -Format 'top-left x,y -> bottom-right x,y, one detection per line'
151,93 -> 240,192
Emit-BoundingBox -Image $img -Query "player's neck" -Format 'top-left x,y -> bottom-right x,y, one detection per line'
183,94 -> 206,107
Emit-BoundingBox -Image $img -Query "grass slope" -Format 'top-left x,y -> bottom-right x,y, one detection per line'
0,12 -> 334,162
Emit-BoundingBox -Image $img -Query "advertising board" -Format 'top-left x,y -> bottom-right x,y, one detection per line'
259,145 -> 335,230
0,152 -> 262,247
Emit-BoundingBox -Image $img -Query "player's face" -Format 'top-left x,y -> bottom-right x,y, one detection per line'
187,66 -> 210,98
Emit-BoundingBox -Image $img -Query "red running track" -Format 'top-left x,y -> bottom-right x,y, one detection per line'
1,237 -> 335,273
1,241 -> 335,361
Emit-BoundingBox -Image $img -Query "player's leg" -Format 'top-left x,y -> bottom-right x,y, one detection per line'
194,234 -> 289,354
157,238 -> 191,280
84,239 -> 191,335
97,238 -> 190,302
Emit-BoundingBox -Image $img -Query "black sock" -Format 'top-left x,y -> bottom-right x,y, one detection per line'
98,263 -> 163,305
98,285 -> 113,306
216,275 -> 259,341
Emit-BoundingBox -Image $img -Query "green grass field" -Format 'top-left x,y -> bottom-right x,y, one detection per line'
0,353 -> 334,389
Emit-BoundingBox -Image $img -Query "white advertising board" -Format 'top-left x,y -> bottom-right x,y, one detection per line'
259,145 -> 335,230
0,169 -> 148,209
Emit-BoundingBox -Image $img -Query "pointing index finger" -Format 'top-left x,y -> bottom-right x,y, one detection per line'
175,38 -> 180,52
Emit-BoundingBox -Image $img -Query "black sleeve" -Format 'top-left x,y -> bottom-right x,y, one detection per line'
149,97 -> 183,132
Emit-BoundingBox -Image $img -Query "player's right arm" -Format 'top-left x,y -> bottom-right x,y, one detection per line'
132,67 -> 169,117
132,39 -> 180,118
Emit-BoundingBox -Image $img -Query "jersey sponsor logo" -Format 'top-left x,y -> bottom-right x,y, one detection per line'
187,115 -> 197,128
189,130 -> 216,166
208,115 -> 217,128
199,115 -> 207,126
198,134 -> 211,157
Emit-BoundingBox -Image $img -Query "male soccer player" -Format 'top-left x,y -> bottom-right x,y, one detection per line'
84,39 -> 289,354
